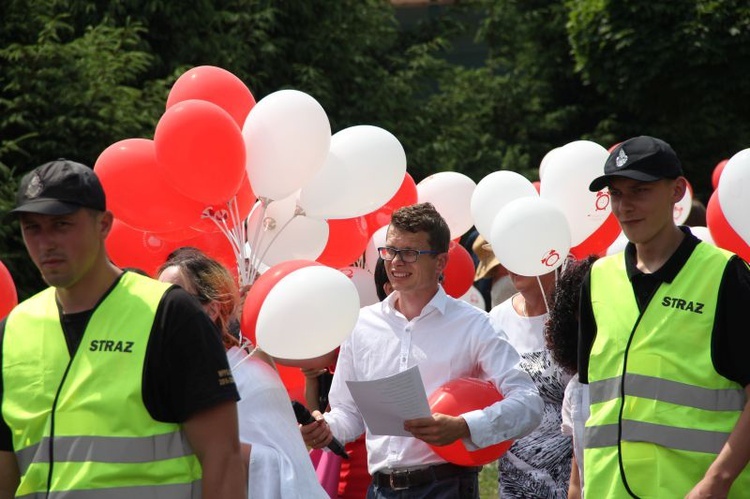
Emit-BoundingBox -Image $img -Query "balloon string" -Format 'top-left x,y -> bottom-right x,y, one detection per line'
247,198 -> 270,284
205,208 -> 242,260
255,212 -> 300,269
227,197 -> 251,286
231,337 -> 260,370
535,274 -> 551,315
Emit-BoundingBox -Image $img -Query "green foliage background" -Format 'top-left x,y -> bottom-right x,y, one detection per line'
2,0 -> 750,298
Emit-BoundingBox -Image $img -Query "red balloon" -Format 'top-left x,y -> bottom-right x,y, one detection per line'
532,180 -> 541,194
274,349 -> 339,370
106,219 -> 176,277
570,211 -> 621,259
276,364 -> 306,403
706,192 -> 750,263
428,378 -> 512,465
155,99 -> 246,205
317,216 -> 369,268
0,260 -> 18,320
240,260 -> 322,346
151,225 -> 203,243
364,173 -> 418,238
180,230 -> 240,281
95,138 -> 205,233
442,241 -> 475,298
711,159 -> 728,191
167,65 -> 256,128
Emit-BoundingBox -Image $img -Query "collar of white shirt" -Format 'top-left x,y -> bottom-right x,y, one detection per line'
382,285 -> 449,319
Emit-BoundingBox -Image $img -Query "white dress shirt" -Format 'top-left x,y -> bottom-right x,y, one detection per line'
562,374 -> 590,495
325,286 -> 543,475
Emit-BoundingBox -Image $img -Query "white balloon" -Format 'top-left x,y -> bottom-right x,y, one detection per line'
471,170 -> 538,240
606,231 -> 629,255
717,148 -> 750,245
256,266 -> 360,359
490,197 -> 571,277
339,266 -> 379,307
417,171 -> 477,240
459,285 -> 486,311
299,125 -> 407,219
673,181 -> 693,225
690,226 -> 715,245
246,195 -> 328,267
539,147 -> 562,181
243,90 -> 331,201
364,225 -> 389,274
540,140 -> 611,246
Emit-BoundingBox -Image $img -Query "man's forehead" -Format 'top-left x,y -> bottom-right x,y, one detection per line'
608,177 -> 662,189
386,227 -> 430,244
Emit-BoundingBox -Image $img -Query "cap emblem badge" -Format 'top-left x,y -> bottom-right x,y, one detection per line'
25,172 -> 44,199
615,148 -> 628,168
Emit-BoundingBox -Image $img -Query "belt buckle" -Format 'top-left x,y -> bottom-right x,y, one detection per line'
389,470 -> 410,491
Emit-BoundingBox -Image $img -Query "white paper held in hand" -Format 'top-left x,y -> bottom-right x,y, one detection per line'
346,365 -> 432,437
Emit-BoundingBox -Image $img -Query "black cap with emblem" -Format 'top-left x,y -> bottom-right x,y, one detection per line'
589,136 -> 683,192
10,159 -> 106,215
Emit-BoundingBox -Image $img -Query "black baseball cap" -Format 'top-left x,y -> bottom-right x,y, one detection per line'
11,159 -> 106,215
589,136 -> 683,192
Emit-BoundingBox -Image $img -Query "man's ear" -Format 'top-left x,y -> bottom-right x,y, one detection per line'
99,210 -> 114,239
436,251 -> 449,274
673,177 -> 688,203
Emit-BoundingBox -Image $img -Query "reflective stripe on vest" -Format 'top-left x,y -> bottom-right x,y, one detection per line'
589,373 -> 745,412
3,273 -> 201,497
585,421 -> 732,454
16,481 -> 201,499
15,431 -> 193,475
584,243 -> 750,499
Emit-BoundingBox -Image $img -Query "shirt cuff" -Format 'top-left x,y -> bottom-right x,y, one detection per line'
462,408 -> 508,450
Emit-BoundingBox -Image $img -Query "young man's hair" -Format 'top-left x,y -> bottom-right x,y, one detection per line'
544,255 -> 598,374
390,202 -> 450,253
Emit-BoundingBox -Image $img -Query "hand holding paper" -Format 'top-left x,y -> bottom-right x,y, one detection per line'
345,365 -> 431,437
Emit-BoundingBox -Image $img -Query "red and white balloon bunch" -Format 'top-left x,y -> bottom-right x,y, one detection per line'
707,150 -> 750,262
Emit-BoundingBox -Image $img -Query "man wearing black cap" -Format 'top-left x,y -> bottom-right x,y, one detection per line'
579,137 -> 750,498
0,160 -> 246,498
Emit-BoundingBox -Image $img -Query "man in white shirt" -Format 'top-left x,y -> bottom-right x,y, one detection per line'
301,203 -> 543,498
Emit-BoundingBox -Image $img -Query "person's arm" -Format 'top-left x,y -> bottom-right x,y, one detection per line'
453,318 -> 544,449
686,385 -> 750,498
318,338 -> 366,445
403,414 -> 470,446
183,400 -> 246,499
568,455 -> 581,499
0,451 -> 19,499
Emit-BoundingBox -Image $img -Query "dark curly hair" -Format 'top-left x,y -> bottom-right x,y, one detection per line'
544,255 -> 598,374
390,202 -> 450,253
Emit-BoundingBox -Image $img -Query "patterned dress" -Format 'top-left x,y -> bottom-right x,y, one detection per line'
490,297 -> 573,498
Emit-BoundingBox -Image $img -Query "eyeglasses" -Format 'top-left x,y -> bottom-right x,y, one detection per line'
378,246 -> 439,263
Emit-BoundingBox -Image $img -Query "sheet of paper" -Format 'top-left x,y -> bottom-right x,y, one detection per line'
346,365 -> 432,437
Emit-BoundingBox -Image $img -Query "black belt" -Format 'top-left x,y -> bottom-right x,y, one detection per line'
372,463 -> 482,491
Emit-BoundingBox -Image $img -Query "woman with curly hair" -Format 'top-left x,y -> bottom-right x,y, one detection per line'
544,255 -> 598,499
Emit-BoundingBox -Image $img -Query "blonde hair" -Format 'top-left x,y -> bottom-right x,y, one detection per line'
157,247 -> 240,349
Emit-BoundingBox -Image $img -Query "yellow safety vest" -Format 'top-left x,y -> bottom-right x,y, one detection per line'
585,243 -> 750,498
2,272 -> 202,498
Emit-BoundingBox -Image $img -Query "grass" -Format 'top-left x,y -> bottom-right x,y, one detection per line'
479,460 -> 498,498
